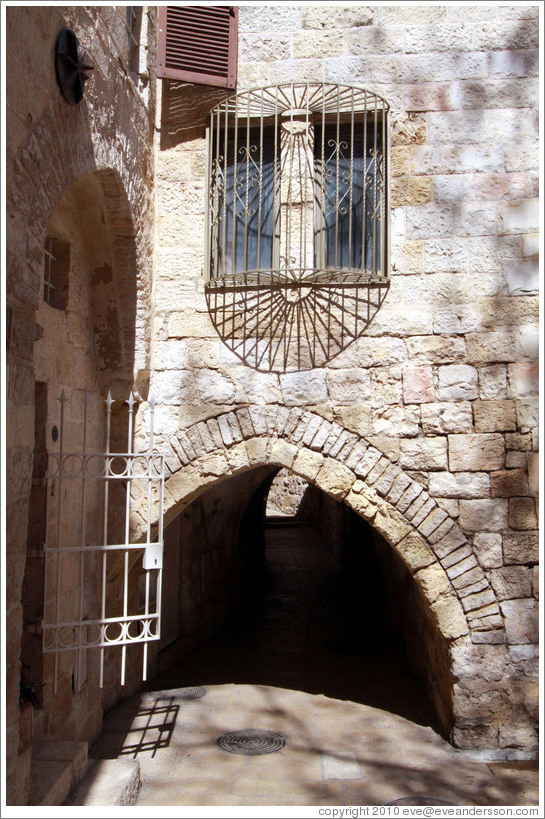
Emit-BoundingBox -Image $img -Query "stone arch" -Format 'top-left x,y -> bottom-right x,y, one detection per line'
7,93 -> 150,390
149,405 -> 505,648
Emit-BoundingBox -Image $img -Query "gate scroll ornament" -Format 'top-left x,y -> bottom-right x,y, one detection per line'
206,83 -> 390,371
42,391 -> 164,690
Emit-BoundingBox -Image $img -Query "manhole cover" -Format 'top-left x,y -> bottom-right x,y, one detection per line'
385,798 -> 458,806
215,728 -> 289,755
152,686 -> 207,700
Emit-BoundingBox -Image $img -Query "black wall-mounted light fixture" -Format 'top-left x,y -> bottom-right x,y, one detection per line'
54,29 -> 94,105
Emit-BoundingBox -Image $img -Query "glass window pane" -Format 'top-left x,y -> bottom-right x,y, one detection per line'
319,124 -> 382,274
220,131 -> 276,275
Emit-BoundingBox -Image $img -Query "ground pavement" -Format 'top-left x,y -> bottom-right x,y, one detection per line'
74,521 -> 539,807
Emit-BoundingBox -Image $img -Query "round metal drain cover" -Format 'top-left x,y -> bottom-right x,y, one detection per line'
385,798 -> 458,806
215,728 -> 289,755
153,686 -> 207,700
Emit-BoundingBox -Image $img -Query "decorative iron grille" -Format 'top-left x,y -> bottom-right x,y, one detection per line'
207,83 -> 389,283
205,83 -> 390,371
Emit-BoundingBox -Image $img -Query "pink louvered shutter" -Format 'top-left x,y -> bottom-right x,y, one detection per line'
157,5 -> 238,89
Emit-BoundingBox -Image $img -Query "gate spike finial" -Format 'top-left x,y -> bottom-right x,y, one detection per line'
59,389 -> 68,406
127,391 -> 136,411
105,390 -> 114,409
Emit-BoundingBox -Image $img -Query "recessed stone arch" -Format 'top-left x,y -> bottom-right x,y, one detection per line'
138,403 -> 517,749
150,404 -> 505,648
7,92 -> 151,392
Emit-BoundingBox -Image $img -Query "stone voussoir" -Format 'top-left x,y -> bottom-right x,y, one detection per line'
315,457 -> 356,499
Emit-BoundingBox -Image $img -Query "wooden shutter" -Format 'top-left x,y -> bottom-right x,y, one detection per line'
157,6 -> 237,89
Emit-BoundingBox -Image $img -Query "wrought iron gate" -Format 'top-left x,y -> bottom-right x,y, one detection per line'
42,391 -> 164,689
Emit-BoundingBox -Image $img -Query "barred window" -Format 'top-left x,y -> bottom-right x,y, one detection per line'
44,236 -> 70,310
207,84 -> 389,283
125,6 -> 143,76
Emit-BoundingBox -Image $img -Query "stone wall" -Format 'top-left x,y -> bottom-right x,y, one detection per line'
5,4 -> 540,803
5,5 -> 157,804
150,4 -> 539,756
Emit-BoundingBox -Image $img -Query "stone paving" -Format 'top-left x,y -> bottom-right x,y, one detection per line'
83,522 -> 539,807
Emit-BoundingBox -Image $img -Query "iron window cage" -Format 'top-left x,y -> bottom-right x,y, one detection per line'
206,83 -> 390,287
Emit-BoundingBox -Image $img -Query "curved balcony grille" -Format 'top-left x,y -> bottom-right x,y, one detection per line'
207,83 -> 389,284
205,84 -> 390,371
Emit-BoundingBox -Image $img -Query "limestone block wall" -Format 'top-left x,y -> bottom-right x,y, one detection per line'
5,5 -> 157,805
150,4 -> 539,755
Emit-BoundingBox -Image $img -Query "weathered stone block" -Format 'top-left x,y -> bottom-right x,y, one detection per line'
331,406 -> 373,437
406,203 -> 454,239
270,439 -> 298,470
505,451 -> 527,469
473,400 -> 517,433
499,197 -> 539,233
293,29 -> 344,58
490,566 -> 533,601
501,599 -> 539,644
461,588 -> 498,613
198,453 -> 230,477
508,497 -> 537,530
437,365 -> 479,400
473,533 -> 503,569
280,371 -> 328,406
292,448 -> 324,482
508,361 -> 539,398
478,365 -> 508,399
226,442 -> 251,472
430,596 -> 469,639
421,402 -> 473,435
448,433 -> 505,472
402,365 -> 434,403
372,502 -> 413,545
490,468 -> 529,497
416,500 -> 446,532
415,563 -> 452,602
399,437 -> 447,471
371,404 -> 420,436
466,328 -> 515,364
502,531 -> 539,565
326,369 -> 371,404
396,532 -> 436,572
302,6 -> 375,28
245,437 -> 269,465
345,481 -> 379,522
433,306 -> 480,335
315,458 -> 355,500
429,471 -> 489,499
459,499 -> 509,532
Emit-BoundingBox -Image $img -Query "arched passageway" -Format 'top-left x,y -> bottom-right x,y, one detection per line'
136,405 -> 512,751
154,466 -> 448,735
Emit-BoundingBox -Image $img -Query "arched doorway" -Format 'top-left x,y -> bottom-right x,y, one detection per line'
20,169 -> 139,757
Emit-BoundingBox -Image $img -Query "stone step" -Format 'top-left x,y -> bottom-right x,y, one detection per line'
64,758 -> 141,806
28,741 -> 88,806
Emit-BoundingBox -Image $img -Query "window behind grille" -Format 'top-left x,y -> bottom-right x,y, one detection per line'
207,84 -> 389,283
44,237 -> 70,310
316,123 -> 383,274
126,6 -> 143,75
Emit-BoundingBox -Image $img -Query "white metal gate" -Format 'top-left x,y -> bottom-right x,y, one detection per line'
42,391 -> 164,689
